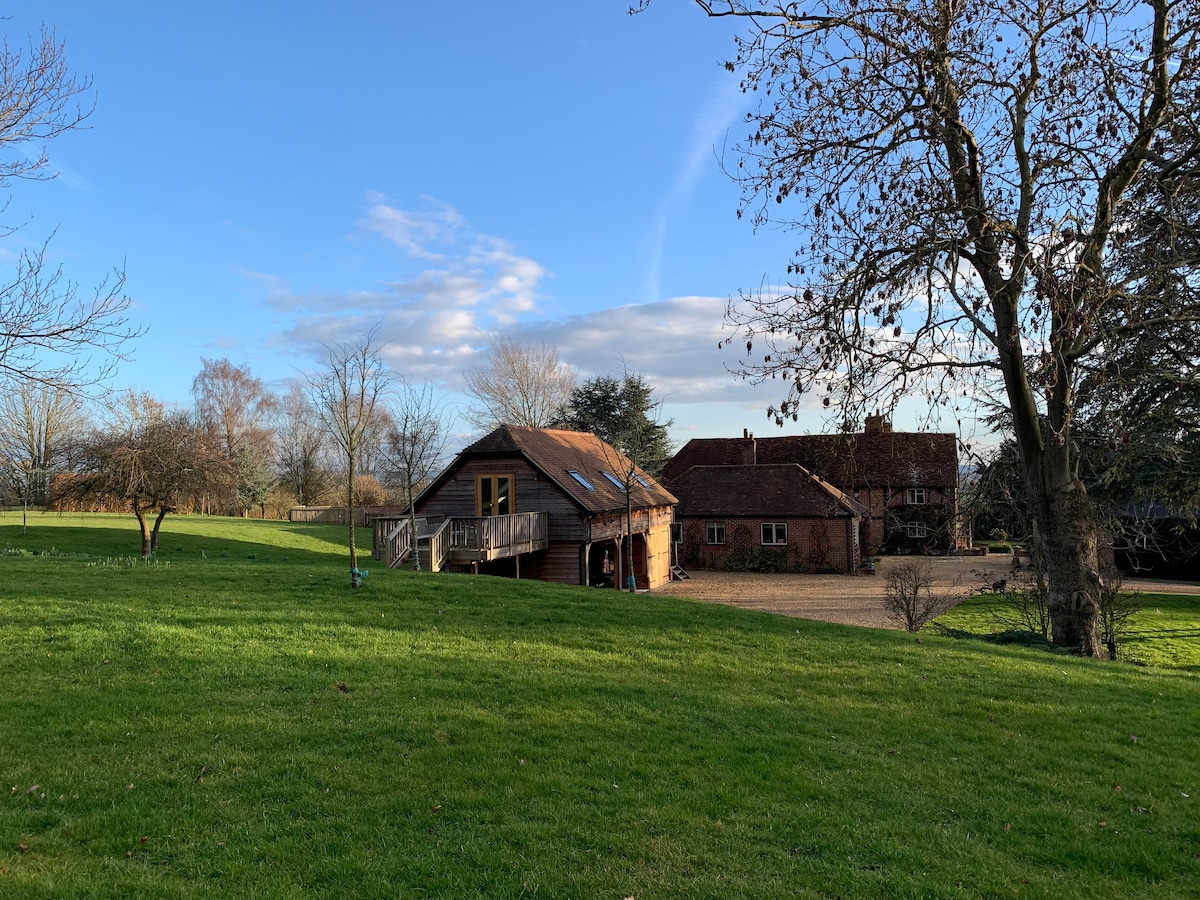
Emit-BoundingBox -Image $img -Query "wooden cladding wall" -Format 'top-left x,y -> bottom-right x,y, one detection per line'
418,457 -> 590,542
515,542 -> 584,586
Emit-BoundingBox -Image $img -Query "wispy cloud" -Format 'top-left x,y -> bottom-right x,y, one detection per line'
249,197 -> 799,436
360,193 -> 466,260
645,76 -> 747,304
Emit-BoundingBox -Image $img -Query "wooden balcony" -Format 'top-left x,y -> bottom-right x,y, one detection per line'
371,512 -> 548,572
446,512 -> 549,565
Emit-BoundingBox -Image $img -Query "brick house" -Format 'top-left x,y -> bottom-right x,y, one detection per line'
669,463 -> 865,573
664,415 -> 961,555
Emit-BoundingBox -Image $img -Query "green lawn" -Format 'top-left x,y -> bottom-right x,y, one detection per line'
934,588 -> 1200,672
2,512 -> 1198,898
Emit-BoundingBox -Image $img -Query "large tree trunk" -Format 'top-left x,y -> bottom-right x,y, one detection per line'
1030,454 -> 1106,657
1001,322 -> 1106,658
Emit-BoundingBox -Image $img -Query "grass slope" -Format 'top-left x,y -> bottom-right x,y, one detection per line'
2,513 -> 1198,898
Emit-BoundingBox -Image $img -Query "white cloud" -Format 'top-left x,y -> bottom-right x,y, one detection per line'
254,198 -> 821,440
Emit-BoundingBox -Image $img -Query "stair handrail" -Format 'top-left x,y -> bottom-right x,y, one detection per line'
383,518 -> 412,569
424,518 -> 454,572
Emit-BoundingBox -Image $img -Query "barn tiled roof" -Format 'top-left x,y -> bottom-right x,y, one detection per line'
457,425 -> 677,515
670,464 -> 865,519
663,431 -> 958,489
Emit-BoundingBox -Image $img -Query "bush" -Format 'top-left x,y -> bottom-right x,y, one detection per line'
723,547 -> 808,574
976,558 -> 1051,639
1099,568 -> 1144,660
883,561 -> 962,632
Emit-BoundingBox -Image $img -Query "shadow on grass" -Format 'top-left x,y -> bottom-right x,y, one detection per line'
928,622 -> 1068,654
0,517 -> 348,565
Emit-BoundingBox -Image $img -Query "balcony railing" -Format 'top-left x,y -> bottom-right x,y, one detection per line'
372,511 -> 549,571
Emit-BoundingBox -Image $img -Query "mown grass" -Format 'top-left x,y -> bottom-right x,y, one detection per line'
2,512 -> 1198,898
935,589 -> 1200,672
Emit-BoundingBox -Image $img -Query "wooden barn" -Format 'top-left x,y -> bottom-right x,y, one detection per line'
376,425 -> 677,589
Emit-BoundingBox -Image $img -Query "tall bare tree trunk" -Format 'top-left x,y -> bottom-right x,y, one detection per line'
1031,449 -> 1106,657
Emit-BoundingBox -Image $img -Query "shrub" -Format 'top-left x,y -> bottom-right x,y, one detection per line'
883,561 -> 962,632
723,547 -> 808,574
975,557 -> 1051,639
1099,568 -> 1144,660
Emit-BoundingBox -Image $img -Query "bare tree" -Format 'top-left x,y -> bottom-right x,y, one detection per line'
883,561 -> 962,633
191,358 -> 278,514
636,0 -> 1199,656
61,408 -> 234,556
0,25 -> 141,389
308,329 -> 391,587
276,382 -> 332,506
463,336 -> 577,431
191,358 -> 278,458
383,378 -> 451,570
0,379 -> 88,506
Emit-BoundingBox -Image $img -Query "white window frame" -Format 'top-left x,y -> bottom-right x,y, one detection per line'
761,522 -> 788,545
906,521 -> 929,539
706,523 -> 726,545
906,487 -> 928,505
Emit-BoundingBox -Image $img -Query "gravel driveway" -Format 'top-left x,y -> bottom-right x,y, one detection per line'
652,555 -> 1200,630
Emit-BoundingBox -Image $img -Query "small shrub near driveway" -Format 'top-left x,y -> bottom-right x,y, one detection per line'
883,560 -> 963,631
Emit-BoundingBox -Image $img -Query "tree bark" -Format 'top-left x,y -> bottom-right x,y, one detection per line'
150,506 -> 172,555
132,499 -> 151,558
347,456 -> 359,586
1029,450 -> 1106,657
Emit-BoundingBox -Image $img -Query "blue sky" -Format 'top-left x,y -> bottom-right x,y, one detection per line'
5,1 -> 874,444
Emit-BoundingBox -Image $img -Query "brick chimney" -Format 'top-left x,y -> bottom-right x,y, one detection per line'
864,410 -> 892,434
741,429 -> 757,464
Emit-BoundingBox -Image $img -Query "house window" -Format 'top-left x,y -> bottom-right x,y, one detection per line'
477,474 -> 513,517
906,521 -> 929,539
761,523 -> 788,545
906,488 -> 927,505
706,523 -> 726,545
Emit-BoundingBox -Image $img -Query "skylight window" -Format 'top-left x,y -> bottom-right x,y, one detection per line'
636,475 -> 650,488
567,470 -> 595,491
602,471 -> 626,490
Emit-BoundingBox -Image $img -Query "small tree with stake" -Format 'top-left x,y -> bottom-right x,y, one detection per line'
308,329 -> 391,588
383,378 -> 450,571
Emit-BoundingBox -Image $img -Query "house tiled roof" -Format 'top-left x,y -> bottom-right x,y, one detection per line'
663,431 -> 958,489
456,425 -> 677,515
671,464 -> 865,519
